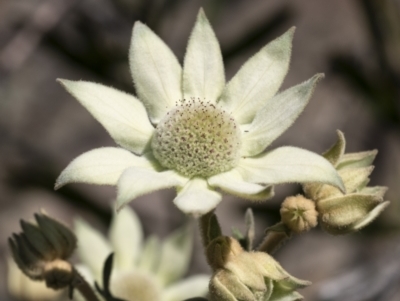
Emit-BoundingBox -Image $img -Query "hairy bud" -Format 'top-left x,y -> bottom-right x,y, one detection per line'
303,130 -> 389,235
280,195 -> 318,233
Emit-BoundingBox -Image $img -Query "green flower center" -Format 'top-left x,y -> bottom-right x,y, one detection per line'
152,99 -> 241,178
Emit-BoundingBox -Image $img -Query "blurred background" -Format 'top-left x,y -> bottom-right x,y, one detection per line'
1,0 -> 400,300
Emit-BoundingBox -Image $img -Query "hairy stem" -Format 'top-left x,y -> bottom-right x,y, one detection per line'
257,222 -> 292,254
199,210 -> 222,249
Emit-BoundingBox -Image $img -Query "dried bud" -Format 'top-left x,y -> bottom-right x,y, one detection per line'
8,212 -> 77,289
209,237 -> 310,301
280,195 -> 318,233
303,130 -> 389,235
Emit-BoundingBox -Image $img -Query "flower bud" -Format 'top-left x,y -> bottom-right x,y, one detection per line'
208,237 -> 310,301
8,212 -> 77,289
280,195 -> 318,233
303,130 -> 389,235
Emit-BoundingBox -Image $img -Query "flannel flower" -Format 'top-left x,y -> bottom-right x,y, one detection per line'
55,9 -> 344,215
74,207 -> 209,301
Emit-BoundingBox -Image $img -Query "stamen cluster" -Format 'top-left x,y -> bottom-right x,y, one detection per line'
152,98 -> 241,178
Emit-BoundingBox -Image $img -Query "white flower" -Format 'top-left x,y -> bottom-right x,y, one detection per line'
74,206 -> 209,301
55,9 -> 344,215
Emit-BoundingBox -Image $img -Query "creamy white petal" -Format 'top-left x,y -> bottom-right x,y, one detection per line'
137,236 -> 161,273
237,146 -> 345,191
163,275 -> 210,301
208,168 -> 274,201
116,167 -> 188,211
129,22 -> 182,123
58,80 -> 154,154
74,219 -> 112,282
241,74 -> 324,156
108,206 -> 143,271
173,178 -> 222,216
55,147 -> 156,189
183,8 -> 225,102
218,28 -> 294,124
156,224 -> 193,286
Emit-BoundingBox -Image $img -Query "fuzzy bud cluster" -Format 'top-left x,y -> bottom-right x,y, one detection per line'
303,131 -> 389,235
8,212 -> 77,289
208,237 -> 310,301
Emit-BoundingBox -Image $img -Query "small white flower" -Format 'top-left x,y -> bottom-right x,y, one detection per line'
74,207 -> 209,301
55,9 -> 344,215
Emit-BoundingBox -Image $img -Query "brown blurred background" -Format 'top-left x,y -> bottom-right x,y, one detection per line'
1,0 -> 400,300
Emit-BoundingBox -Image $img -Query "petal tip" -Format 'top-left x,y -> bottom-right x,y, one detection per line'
54,181 -> 63,190
313,73 -> 325,83
197,7 -> 206,17
133,21 -> 147,33
288,26 -> 296,36
54,174 -> 66,190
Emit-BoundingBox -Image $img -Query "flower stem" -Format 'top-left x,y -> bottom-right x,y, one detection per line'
257,222 -> 292,254
72,268 -> 101,301
199,210 -> 222,249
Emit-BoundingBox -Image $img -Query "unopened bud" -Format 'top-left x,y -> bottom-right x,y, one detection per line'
280,195 -> 318,233
206,236 -> 243,270
209,237 -> 310,301
8,212 -> 77,289
303,131 -> 389,235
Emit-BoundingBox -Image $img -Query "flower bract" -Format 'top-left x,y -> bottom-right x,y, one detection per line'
55,9 -> 344,215
303,130 -> 390,234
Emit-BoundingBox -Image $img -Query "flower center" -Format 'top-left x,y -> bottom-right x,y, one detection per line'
152,98 -> 241,178
110,270 -> 162,301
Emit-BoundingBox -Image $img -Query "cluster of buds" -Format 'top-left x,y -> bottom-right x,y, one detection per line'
208,236 -> 310,301
303,131 -> 389,235
201,212 -> 310,301
8,212 -> 77,290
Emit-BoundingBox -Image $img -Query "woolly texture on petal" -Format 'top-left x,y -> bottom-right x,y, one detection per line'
238,146 -> 344,191
174,178 -> 222,216
57,80 -> 154,154
55,147 -> 155,189
130,22 -> 182,123
116,168 -> 188,211
241,74 -> 324,156
218,27 -> 294,124
183,9 -> 225,102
